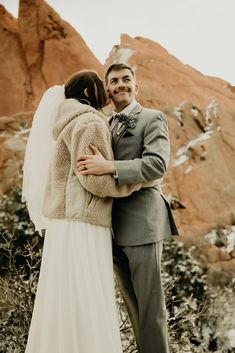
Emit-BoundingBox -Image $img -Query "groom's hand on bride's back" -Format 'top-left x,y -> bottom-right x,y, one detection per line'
76,144 -> 116,175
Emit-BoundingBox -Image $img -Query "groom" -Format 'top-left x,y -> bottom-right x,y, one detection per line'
77,63 -> 178,353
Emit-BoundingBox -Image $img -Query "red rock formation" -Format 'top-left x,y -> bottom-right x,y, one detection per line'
106,34 -> 235,111
0,0 -> 103,115
0,5 -> 28,115
0,111 -> 33,194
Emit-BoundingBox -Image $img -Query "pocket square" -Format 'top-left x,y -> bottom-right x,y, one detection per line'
122,131 -> 134,138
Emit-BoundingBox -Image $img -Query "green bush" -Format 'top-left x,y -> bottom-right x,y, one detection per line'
0,186 -> 43,276
162,239 -> 208,352
0,187 -> 43,353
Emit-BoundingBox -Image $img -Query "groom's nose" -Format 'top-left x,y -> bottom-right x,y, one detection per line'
117,80 -> 126,89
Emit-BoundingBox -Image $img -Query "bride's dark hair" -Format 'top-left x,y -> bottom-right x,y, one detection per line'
64,70 -> 106,110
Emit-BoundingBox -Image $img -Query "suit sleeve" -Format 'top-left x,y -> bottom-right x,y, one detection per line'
115,112 -> 170,185
70,117 -> 142,197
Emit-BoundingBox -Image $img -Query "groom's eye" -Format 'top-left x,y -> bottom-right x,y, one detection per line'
110,79 -> 118,84
123,76 -> 131,82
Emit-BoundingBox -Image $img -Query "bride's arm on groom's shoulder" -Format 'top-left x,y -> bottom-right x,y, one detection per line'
70,119 -> 142,198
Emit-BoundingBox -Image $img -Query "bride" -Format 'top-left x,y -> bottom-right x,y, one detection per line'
22,70 -> 141,353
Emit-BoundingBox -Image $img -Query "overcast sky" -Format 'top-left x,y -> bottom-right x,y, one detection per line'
2,0 -> 235,85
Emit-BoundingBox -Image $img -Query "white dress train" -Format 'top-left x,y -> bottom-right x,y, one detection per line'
25,219 -> 123,353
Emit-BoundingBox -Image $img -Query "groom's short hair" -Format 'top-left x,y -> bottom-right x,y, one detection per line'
105,63 -> 136,84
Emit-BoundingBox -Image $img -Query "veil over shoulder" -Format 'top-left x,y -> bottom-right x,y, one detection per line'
22,85 -> 65,233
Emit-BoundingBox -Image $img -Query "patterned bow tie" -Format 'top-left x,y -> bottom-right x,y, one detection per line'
112,114 -> 127,137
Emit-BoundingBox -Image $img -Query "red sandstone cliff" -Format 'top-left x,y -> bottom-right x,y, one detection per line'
0,0 -> 103,115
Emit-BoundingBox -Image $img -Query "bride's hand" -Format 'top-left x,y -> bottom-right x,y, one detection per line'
76,145 -> 115,175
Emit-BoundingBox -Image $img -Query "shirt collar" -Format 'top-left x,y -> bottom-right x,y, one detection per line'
113,100 -> 138,117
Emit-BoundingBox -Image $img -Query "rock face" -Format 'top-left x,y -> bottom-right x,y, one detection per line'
0,5 -> 28,115
0,112 -> 33,194
106,35 -> 235,247
0,0 -> 103,115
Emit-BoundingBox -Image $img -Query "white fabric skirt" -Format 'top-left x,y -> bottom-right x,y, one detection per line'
25,219 -> 122,353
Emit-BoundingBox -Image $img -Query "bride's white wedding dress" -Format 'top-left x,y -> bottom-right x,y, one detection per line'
25,219 -> 123,353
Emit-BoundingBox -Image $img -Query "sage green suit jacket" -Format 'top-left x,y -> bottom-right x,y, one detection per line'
111,103 -> 179,246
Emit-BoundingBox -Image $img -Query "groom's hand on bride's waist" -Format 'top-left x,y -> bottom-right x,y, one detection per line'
76,144 -> 116,175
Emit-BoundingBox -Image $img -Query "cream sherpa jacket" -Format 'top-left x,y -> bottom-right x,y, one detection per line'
42,99 -> 143,228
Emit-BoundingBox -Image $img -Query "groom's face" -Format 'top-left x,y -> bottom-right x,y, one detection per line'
106,69 -> 138,112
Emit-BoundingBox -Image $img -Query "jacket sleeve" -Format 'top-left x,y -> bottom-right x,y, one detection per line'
115,112 -> 170,185
70,117 -> 142,198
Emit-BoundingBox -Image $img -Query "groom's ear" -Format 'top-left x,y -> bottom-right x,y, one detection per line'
135,84 -> 139,95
